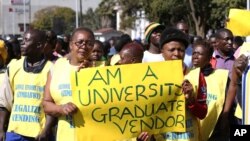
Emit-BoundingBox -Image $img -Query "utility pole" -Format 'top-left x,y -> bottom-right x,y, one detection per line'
75,0 -> 79,28
0,0 -> 4,37
113,2 -> 121,31
29,0 -> 31,27
23,0 -> 26,32
79,0 -> 83,27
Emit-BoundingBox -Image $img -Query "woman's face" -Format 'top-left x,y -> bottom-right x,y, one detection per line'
89,43 -> 104,61
70,31 -> 94,62
192,45 -> 210,68
161,41 -> 185,61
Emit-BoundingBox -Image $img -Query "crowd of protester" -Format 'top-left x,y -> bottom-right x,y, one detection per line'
0,19 -> 249,141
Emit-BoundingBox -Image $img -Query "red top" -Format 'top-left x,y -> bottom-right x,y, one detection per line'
187,72 -> 208,119
210,57 -> 217,69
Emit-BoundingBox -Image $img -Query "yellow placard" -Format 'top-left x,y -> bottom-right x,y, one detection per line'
227,9 -> 250,36
71,61 -> 186,141
239,42 -> 250,56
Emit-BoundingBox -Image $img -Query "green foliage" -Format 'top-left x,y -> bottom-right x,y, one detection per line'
95,0 -> 116,29
119,0 -> 143,29
96,0 -> 116,16
94,0 -> 246,35
145,0 -> 188,25
32,6 -> 75,34
82,8 -> 101,30
209,0 -> 246,30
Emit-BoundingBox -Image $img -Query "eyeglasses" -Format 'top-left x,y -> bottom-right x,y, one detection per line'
74,39 -> 94,47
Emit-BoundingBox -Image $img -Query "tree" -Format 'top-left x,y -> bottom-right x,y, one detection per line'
81,8 -> 101,30
142,0 -> 245,37
186,0 -> 246,37
96,0 -> 245,37
142,0 -> 188,26
95,0 -> 116,28
187,0 -> 211,37
32,6 -> 75,34
118,0 -> 143,29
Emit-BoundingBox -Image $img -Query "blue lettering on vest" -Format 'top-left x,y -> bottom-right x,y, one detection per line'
58,84 -> 70,90
58,84 -> 71,97
16,91 -> 41,99
12,114 -> 40,123
61,90 -> 72,97
206,93 -> 217,105
164,131 -> 194,139
14,105 -> 41,114
24,85 -> 44,92
15,84 -> 24,90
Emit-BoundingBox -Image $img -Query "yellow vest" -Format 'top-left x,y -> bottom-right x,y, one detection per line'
50,58 -> 77,141
7,58 -> 52,137
199,69 -> 228,141
93,61 -> 107,67
8,58 -> 24,91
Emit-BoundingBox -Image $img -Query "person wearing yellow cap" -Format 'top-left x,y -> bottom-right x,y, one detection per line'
0,39 -> 8,92
142,22 -> 165,62
0,40 -> 8,69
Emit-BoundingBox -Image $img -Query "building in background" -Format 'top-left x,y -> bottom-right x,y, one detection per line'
0,0 -> 101,37
94,27 -> 123,42
1,0 -> 149,42
130,10 -> 149,43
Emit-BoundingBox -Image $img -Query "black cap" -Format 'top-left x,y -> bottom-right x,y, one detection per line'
160,27 -> 189,49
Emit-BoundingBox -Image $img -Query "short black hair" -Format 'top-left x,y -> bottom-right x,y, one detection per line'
70,27 -> 94,41
233,36 -> 244,47
94,40 -> 104,52
215,28 -> 233,39
193,40 -> 214,59
114,34 -> 132,52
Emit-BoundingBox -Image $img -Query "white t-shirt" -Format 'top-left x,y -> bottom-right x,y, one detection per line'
142,51 -> 164,63
184,44 -> 193,69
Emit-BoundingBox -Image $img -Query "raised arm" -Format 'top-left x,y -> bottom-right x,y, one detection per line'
223,54 -> 248,114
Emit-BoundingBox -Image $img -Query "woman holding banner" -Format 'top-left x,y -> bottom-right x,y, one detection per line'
138,27 -> 208,141
42,27 -> 95,141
